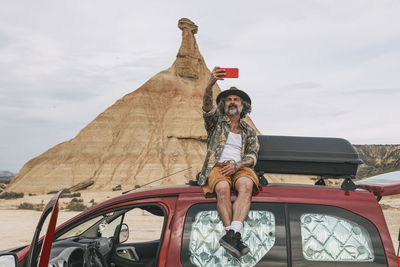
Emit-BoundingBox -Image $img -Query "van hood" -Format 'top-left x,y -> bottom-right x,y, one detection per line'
356,171 -> 400,197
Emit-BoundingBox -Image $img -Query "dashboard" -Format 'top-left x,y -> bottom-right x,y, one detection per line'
48,236 -> 113,267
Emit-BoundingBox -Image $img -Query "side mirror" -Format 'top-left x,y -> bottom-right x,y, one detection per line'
0,253 -> 18,267
119,223 -> 129,243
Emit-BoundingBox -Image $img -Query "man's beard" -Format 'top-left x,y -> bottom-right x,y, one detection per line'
225,104 -> 243,116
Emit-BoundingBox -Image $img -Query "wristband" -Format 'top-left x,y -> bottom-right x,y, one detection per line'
230,160 -> 238,172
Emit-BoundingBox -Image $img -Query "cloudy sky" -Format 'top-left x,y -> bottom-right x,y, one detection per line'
1,0 -> 399,173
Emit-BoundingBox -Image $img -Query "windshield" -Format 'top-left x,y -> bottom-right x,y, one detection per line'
57,216 -> 104,240
57,210 -> 126,240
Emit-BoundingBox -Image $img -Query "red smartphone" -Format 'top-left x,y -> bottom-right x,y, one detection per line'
219,68 -> 239,78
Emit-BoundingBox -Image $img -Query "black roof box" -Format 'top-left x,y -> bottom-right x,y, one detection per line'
254,135 -> 363,178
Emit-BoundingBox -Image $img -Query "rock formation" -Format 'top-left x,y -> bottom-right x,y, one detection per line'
7,18 -> 260,194
354,145 -> 400,178
0,171 -> 15,178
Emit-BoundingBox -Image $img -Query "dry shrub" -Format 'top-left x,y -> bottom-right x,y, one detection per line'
0,191 -> 24,199
112,185 -> 122,191
60,192 -> 81,198
18,202 -> 34,210
18,202 -> 45,211
65,197 -> 87,211
89,199 -> 98,206
71,198 -> 84,203
66,202 -> 88,211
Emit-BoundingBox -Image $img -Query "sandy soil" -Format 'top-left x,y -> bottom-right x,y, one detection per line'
0,191 -> 399,252
380,195 -> 400,249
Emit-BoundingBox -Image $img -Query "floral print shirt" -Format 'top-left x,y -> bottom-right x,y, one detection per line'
198,105 -> 259,186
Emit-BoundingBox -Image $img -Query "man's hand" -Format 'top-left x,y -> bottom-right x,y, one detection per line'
206,66 -> 226,89
220,162 -> 237,177
220,156 -> 255,177
203,67 -> 226,112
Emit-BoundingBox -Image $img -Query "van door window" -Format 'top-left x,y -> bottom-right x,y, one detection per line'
111,204 -> 166,267
181,203 -> 287,267
190,210 -> 275,266
289,204 -> 387,267
300,213 -> 374,262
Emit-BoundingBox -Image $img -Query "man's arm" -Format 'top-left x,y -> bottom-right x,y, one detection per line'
203,67 -> 226,112
237,156 -> 255,169
242,133 -> 260,168
220,156 -> 254,177
203,86 -> 213,112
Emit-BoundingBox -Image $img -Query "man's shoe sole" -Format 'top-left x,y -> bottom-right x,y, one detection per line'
240,247 -> 250,257
219,239 -> 241,258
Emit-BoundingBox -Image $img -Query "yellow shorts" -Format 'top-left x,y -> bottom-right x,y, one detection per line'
202,163 -> 260,198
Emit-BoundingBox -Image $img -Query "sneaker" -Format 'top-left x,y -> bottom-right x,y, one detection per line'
219,230 -> 240,258
234,232 -> 250,256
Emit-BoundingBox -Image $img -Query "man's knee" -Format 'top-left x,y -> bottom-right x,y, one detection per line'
215,181 -> 231,198
235,177 -> 254,194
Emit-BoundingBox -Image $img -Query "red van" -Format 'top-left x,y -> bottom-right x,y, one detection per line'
1,135 -> 399,267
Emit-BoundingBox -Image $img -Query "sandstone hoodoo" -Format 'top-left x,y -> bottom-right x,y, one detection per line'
7,18 -> 259,194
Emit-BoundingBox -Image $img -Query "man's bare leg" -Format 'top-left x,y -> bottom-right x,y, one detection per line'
217,181 -> 242,258
233,177 -> 253,223
220,176 -> 253,257
215,181 -> 232,227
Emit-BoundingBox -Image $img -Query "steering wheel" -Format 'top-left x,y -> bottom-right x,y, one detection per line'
85,246 -> 109,267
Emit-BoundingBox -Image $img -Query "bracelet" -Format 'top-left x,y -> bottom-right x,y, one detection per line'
228,160 -> 237,172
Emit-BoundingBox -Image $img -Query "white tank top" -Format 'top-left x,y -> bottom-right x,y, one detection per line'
218,132 -> 242,162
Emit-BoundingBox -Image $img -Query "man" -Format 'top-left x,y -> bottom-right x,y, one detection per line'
198,66 -> 260,258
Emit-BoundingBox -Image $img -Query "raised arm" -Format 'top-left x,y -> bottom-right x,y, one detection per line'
203,67 -> 226,112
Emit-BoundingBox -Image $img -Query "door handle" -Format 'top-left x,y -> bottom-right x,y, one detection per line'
116,246 -> 140,262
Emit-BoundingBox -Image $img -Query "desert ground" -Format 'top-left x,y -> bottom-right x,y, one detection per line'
0,190 -> 399,252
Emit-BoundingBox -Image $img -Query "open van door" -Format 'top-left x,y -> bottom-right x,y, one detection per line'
24,190 -> 63,267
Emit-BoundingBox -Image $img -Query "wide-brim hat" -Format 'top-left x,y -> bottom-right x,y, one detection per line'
216,86 -> 251,105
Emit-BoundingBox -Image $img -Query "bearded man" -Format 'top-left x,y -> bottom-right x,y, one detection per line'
198,66 -> 260,258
